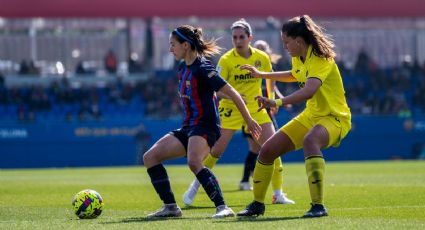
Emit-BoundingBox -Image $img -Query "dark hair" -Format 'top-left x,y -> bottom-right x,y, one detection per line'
171,25 -> 222,57
281,15 -> 336,59
231,18 -> 252,36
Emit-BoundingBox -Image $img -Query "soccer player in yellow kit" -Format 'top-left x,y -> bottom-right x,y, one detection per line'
183,19 -> 294,206
237,15 -> 351,218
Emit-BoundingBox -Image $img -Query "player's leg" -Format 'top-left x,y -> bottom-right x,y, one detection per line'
271,157 -> 295,204
238,118 -> 308,217
303,117 -> 342,218
237,130 -> 296,216
240,129 -> 260,190
182,129 -> 235,205
257,121 -> 295,204
143,133 -> 186,218
187,133 -> 234,218
205,128 -> 236,168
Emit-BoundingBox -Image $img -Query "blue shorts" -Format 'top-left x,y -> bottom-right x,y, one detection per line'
170,125 -> 220,150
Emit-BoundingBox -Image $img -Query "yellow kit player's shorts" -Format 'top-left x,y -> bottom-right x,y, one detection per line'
280,109 -> 351,150
219,103 -> 271,130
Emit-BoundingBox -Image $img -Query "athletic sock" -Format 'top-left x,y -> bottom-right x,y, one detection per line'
305,155 -> 325,205
271,157 -> 284,192
203,153 -> 219,169
147,164 -> 176,204
252,160 -> 274,203
196,167 -> 225,207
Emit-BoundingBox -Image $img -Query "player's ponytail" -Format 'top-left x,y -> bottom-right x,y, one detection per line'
172,25 -> 222,57
281,15 -> 336,59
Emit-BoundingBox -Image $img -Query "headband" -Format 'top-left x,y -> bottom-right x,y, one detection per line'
174,29 -> 193,44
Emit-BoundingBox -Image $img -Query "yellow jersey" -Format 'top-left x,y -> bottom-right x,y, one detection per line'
291,45 -> 351,120
217,46 -> 272,112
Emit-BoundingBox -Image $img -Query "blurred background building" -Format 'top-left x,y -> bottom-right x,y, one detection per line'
1,0 -> 425,168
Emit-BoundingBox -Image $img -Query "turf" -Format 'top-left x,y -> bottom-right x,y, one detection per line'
0,161 -> 424,229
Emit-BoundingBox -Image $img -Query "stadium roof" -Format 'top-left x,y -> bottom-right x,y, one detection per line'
1,0 -> 424,18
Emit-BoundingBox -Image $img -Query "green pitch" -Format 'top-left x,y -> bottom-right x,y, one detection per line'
1,161 -> 424,229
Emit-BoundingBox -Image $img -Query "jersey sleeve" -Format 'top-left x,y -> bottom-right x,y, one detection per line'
200,62 -> 227,92
307,57 -> 332,83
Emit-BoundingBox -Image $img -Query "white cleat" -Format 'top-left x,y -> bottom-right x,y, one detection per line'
182,179 -> 201,206
272,193 -> 295,204
239,182 -> 253,191
212,205 -> 235,218
147,203 -> 182,218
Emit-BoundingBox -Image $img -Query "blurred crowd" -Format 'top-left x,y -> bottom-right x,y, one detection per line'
1,50 -> 425,123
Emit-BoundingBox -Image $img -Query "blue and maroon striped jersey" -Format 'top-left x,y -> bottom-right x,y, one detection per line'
177,57 -> 227,128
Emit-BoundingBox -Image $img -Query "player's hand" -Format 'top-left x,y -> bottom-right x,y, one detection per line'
246,118 -> 262,141
255,96 -> 277,111
240,64 -> 263,78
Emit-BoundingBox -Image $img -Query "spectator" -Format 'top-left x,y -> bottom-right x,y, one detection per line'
104,49 -> 118,74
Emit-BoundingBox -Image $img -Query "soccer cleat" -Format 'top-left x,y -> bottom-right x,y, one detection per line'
272,193 -> 295,204
182,179 -> 201,206
303,203 -> 328,218
236,201 -> 265,217
147,203 -> 182,218
239,181 -> 253,191
212,205 -> 235,218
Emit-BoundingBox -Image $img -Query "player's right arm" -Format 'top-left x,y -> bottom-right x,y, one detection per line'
240,64 -> 297,82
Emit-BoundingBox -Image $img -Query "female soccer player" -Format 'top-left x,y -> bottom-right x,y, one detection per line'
237,15 -> 352,218
183,19 -> 293,206
143,25 -> 261,218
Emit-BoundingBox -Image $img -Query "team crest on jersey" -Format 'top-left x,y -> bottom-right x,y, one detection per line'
186,80 -> 191,87
208,71 -> 217,78
254,60 -> 262,68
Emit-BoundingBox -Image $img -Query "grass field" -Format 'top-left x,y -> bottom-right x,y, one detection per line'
1,161 -> 424,229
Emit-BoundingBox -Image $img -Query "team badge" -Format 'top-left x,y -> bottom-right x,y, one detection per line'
254,60 -> 262,68
208,71 -> 217,78
186,80 -> 191,87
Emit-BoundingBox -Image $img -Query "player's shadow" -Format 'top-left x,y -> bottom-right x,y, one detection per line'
221,189 -> 250,193
102,215 -> 302,224
101,216 -> 208,224
225,216 -> 302,222
181,204 -> 245,210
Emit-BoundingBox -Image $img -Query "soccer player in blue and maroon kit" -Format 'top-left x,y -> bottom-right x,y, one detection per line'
143,25 -> 261,218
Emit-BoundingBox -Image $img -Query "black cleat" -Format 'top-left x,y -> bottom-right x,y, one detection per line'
303,203 -> 328,218
237,201 -> 265,217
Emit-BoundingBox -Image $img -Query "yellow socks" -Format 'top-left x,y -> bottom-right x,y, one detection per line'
271,157 -> 283,193
305,155 -> 325,204
203,153 -> 219,169
253,160 -> 274,203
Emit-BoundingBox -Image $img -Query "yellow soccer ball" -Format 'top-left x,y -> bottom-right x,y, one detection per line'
72,189 -> 104,219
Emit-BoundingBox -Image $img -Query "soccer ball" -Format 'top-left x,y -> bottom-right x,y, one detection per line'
72,189 -> 104,219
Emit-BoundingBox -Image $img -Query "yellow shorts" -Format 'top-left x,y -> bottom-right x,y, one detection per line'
280,110 -> 351,150
219,103 -> 271,130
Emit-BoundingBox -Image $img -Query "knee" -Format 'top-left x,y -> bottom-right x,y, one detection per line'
258,146 -> 275,164
187,158 -> 202,174
143,150 -> 157,168
210,148 -> 223,158
303,133 -> 317,150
